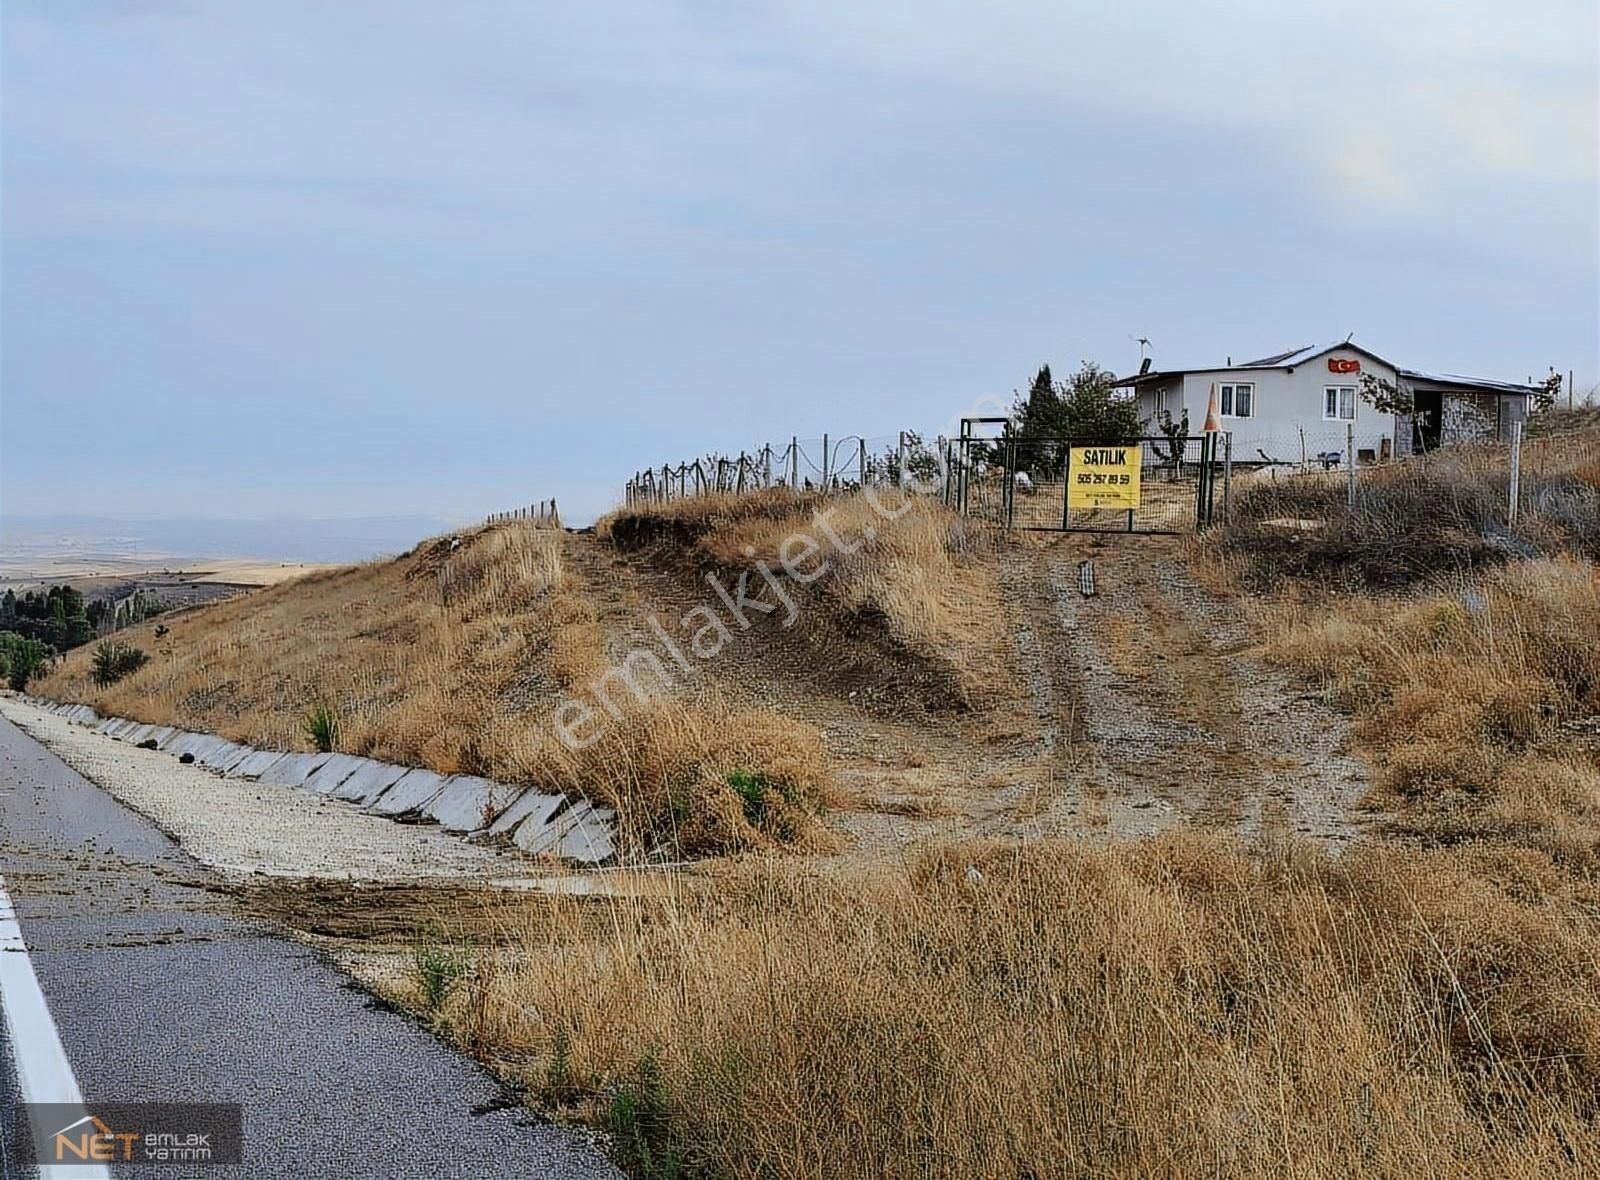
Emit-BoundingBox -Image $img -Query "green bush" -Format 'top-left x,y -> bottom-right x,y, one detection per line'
91,641 -> 149,687
302,703 -> 340,752
1,632 -> 50,691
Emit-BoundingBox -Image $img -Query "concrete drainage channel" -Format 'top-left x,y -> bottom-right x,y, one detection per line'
22,698 -> 617,865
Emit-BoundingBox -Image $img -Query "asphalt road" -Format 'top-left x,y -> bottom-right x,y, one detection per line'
0,715 -> 620,1180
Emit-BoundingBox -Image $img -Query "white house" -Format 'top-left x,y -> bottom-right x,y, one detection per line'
1111,342 -> 1540,465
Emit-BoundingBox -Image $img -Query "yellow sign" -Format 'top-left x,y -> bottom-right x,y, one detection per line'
1068,444 -> 1141,509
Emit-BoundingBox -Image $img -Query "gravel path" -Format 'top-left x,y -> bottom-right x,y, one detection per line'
0,695 -> 528,882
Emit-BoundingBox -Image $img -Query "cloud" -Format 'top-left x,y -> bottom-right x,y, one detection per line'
768,1 -> 1598,211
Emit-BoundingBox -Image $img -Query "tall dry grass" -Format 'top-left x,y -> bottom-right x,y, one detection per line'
415,834 -> 1599,1179
1220,431 -> 1600,589
1269,557 -> 1600,868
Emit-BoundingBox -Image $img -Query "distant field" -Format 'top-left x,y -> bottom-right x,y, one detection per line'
0,555 -> 336,593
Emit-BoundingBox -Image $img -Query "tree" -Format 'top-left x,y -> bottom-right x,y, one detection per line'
1010,361 -> 1144,477
0,633 -> 48,691
1358,373 -> 1414,417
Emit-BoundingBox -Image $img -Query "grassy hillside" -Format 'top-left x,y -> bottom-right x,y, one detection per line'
36,491 -> 1010,855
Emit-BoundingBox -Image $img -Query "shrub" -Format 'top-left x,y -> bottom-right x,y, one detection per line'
302,703 -> 340,753
90,641 -> 148,687
0,632 -> 47,691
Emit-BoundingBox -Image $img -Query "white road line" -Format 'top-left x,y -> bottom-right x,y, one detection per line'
0,871 -> 110,1180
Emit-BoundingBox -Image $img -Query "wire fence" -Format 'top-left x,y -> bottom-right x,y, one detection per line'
624,433 -> 928,505
486,498 -> 561,527
616,411 -> 1597,541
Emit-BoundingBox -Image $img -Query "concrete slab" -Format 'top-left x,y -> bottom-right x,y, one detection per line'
302,753 -> 367,794
556,806 -> 617,864
197,741 -> 250,771
259,752 -> 329,788
123,724 -> 160,745
167,732 -> 217,758
513,800 -> 617,863
227,749 -> 292,780
331,759 -> 410,805
154,728 -> 190,751
143,726 -> 178,748
424,777 -> 522,833
486,788 -> 565,837
106,719 -> 142,740
366,768 -> 448,817
96,718 -> 123,735
66,705 -> 99,724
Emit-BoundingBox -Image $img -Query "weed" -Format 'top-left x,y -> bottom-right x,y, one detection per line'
726,768 -> 768,821
604,1051 -> 690,1180
413,932 -> 473,1014
302,702 -> 340,753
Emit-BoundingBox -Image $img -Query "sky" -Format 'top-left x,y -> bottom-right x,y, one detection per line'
3,0 -> 1597,533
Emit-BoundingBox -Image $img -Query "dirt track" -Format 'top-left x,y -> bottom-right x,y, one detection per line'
986,533 -> 1369,844
552,526 -> 1372,859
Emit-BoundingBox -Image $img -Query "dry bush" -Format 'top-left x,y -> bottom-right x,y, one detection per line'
1269,558 -> 1600,868
489,694 -> 839,857
424,834 -> 1600,1179
1219,434 -> 1600,589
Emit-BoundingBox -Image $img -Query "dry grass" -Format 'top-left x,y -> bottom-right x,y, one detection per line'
33,520 -> 837,857
409,833 -> 1599,1179
602,489 -> 1012,708
38,523 -> 577,771
496,694 -> 840,856
1218,429 -> 1600,589
1268,558 -> 1600,868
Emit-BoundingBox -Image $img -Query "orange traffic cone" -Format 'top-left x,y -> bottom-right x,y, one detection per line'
1202,382 -> 1222,433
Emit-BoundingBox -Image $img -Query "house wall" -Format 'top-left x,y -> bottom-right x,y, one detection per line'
1176,348 -> 1398,465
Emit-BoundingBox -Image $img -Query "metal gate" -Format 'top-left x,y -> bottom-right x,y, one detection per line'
944,420 -> 1226,533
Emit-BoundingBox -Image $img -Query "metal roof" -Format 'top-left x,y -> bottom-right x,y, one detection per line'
1237,345 -> 1316,367
1110,341 -> 1537,397
1111,341 -> 1393,385
1395,369 -> 1542,396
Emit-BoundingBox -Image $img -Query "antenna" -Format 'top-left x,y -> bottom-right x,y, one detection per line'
1129,334 -> 1152,369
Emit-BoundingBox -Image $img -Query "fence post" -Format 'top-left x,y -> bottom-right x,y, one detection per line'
896,431 -> 906,488
858,438 -> 866,486
821,433 -> 830,489
1222,432 -> 1233,525
1346,424 -> 1356,511
789,437 -> 799,488
1508,420 -> 1522,526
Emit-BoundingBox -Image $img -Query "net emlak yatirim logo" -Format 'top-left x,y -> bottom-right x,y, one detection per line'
18,1102 -> 242,1167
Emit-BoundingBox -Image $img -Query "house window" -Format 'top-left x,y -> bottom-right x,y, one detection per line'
1324,385 -> 1356,421
1219,383 -> 1253,418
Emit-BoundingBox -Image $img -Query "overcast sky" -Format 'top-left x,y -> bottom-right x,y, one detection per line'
3,0 -> 1596,526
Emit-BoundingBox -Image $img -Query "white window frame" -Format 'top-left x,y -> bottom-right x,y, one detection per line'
1218,382 -> 1254,419
1323,385 -> 1356,421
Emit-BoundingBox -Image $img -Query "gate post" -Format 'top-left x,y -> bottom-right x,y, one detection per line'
1061,442 -> 1072,530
